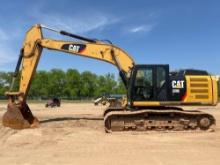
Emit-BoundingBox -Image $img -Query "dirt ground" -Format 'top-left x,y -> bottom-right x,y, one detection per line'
0,102 -> 220,165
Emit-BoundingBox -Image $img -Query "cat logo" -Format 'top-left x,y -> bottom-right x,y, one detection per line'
61,44 -> 86,53
69,45 -> 80,52
172,80 -> 185,89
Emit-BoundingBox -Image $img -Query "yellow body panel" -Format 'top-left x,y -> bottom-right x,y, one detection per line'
40,39 -> 134,73
19,25 -> 43,101
133,101 -> 161,106
184,75 -> 218,105
211,76 -> 219,105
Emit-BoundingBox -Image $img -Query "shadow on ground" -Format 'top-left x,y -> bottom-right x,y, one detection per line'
40,116 -> 103,124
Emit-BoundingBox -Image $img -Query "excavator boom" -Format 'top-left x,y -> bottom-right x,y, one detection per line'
18,24 -> 134,100
3,24 -> 134,129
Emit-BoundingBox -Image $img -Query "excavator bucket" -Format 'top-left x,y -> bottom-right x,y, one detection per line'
2,102 -> 39,129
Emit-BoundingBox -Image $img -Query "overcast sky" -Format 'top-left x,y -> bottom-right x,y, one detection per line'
0,0 -> 219,75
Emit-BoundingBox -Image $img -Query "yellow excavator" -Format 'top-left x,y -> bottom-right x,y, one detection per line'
3,24 -> 218,132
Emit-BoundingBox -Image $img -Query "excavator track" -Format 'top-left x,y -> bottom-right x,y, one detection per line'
104,107 -> 215,133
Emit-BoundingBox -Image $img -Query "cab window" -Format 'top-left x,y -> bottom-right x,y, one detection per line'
133,68 -> 153,100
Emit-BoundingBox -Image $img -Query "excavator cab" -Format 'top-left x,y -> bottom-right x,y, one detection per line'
128,64 -> 218,107
129,65 -> 169,102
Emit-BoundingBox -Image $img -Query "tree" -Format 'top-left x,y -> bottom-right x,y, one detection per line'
104,73 -> 117,93
95,75 -> 107,96
64,69 -> 81,99
0,72 -> 11,97
115,78 -> 126,94
29,71 -> 49,99
80,71 -> 97,98
47,69 -> 66,98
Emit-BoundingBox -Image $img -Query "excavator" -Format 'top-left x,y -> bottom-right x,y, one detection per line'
2,24 -> 218,132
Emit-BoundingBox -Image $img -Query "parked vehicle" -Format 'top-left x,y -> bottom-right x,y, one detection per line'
45,98 -> 61,108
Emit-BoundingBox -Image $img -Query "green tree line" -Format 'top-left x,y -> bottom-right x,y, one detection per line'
0,69 -> 220,100
0,69 -> 126,100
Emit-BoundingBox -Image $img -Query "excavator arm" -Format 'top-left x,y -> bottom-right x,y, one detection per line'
3,24 -> 134,129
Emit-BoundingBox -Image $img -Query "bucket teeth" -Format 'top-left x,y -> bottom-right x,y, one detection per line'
2,102 -> 39,129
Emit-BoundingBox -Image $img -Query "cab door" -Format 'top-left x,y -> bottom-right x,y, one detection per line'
130,65 -> 169,102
